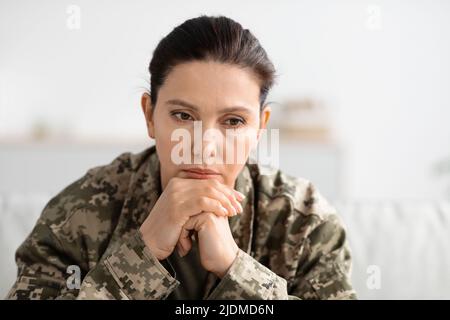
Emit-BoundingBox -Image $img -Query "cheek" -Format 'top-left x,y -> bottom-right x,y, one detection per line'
153,113 -> 180,156
219,157 -> 244,188
223,128 -> 258,162
154,126 -> 172,158
221,129 -> 258,185
153,120 -> 181,178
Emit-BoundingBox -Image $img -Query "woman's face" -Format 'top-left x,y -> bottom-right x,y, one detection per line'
141,61 -> 271,190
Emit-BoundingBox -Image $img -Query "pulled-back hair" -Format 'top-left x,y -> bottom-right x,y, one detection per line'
149,15 -> 276,109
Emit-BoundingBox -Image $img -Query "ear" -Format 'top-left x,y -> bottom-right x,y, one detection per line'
141,92 -> 155,139
257,104 -> 271,141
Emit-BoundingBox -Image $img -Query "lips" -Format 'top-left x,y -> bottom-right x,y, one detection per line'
181,168 -> 221,179
183,168 -> 220,175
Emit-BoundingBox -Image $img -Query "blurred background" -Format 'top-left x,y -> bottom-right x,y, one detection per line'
1,0 -> 450,299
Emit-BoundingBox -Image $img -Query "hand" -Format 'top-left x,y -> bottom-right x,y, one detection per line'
177,212 -> 240,278
139,177 -> 245,260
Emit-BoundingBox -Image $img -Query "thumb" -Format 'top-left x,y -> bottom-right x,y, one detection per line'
177,227 -> 193,257
177,213 -> 206,257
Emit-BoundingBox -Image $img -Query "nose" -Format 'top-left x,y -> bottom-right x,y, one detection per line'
191,121 -> 222,165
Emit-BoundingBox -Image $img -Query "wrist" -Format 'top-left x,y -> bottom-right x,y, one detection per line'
138,229 -> 165,261
214,247 -> 239,278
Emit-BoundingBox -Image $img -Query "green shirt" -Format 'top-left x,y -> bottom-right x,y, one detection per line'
162,237 -> 210,300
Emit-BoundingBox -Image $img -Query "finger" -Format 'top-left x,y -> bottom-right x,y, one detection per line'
232,189 -> 246,201
177,214 -> 204,256
182,211 -> 210,232
178,178 -> 244,215
205,180 -> 244,214
178,228 -> 193,257
178,240 -> 190,257
202,186 -> 238,216
176,177 -> 245,202
186,197 -> 230,218
176,242 -> 185,257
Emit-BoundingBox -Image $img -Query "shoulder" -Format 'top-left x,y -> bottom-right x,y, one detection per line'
247,164 -> 352,284
15,147 -> 157,269
37,147 -> 153,237
248,163 -> 348,248
250,163 -> 338,221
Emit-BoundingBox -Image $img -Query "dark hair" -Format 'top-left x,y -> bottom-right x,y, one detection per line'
149,15 -> 276,109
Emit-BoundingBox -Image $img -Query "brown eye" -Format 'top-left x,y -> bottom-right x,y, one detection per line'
224,117 -> 245,127
180,112 -> 191,120
172,111 -> 194,121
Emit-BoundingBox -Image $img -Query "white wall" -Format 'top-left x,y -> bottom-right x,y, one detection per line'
1,0 -> 450,200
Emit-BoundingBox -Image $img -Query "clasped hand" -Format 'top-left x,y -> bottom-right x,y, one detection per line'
139,178 -> 244,278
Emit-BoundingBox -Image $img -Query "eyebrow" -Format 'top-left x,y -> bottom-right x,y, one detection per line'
165,98 -> 254,115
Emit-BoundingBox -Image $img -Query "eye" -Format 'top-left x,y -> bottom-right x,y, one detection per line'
171,111 -> 194,122
223,117 -> 246,127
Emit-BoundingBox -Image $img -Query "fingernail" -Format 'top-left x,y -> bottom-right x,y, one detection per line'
235,191 -> 245,200
221,206 -> 228,215
237,202 -> 243,213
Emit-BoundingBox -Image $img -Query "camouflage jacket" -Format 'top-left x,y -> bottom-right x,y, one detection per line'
6,145 -> 356,300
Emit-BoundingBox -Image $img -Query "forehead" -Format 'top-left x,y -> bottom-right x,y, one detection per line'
157,61 -> 261,112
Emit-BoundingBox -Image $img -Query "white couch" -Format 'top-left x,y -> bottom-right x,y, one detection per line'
1,193 -> 449,299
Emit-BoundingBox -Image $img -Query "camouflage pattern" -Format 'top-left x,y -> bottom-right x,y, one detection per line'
6,145 -> 357,300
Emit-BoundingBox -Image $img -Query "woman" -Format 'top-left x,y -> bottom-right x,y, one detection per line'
7,15 -> 356,300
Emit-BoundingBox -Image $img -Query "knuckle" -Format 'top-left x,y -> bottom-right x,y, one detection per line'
197,196 -> 208,206
215,200 -> 226,212
204,212 -> 216,223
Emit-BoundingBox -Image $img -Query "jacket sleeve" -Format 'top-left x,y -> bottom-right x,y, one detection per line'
6,225 -> 180,300
206,248 -> 292,300
206,214 -> 357,300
